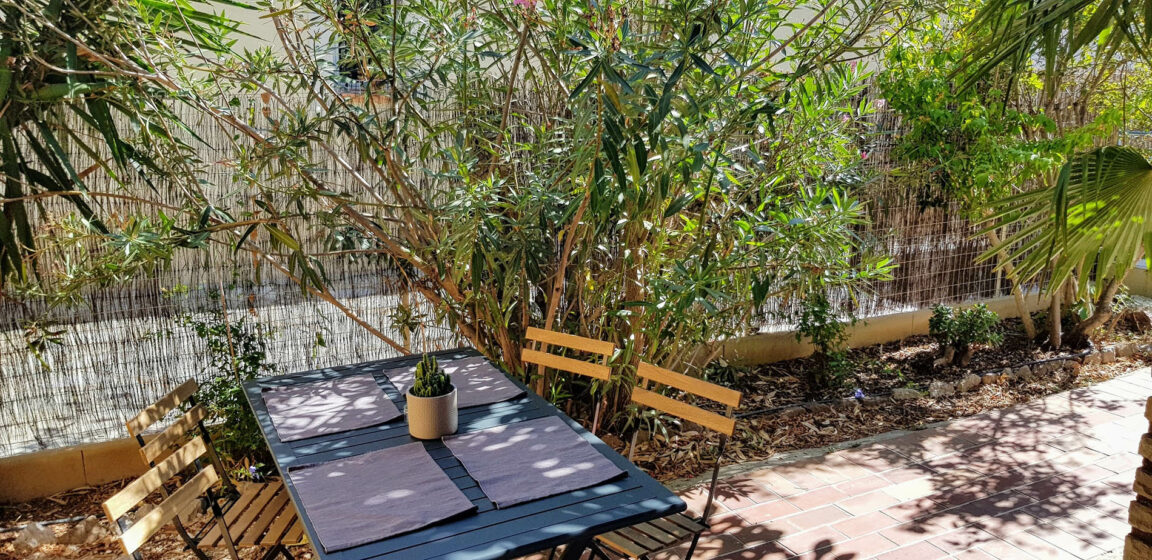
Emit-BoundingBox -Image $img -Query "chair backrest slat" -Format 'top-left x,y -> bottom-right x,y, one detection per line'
126,379 -> 199,437
139,404 -> 209,464
115,465 -> 220,554
636,362 -> 742,408
525,327 -> 615,357
631,387 -> 737,436
521,348 -> 611,381
104,436 -> 211,521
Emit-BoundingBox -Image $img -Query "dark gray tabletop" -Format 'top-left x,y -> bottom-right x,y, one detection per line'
243,348 -> 686,560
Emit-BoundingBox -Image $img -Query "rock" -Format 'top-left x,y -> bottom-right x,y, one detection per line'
861,396 -> 885,408
779,406 -> 805,419
929,381 -> 955,397
958,374 -> 982,392
1065,361 -> 1081,375
804,402 -> 833,414
1083,352 -> 1101,366
892,388 -> 920,401
1014,365 -> 1032,381
60,516 -> 109,545
1101,347 -> 1117,363
982,372 -> 999,385
1117,342 -> 1137,358
13,522 -> 55,553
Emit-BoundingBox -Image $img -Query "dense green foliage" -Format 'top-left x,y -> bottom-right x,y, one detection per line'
411,355 -> 452,398
929,303 -> 1003,357
795,292 -> 854,388
184,312 -> 275,462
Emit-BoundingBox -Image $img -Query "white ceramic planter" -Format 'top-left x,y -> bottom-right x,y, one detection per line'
405,386 -> 458,439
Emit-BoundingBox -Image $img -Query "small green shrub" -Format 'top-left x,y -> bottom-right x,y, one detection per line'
411,354 -> 452,397
183,311 -> 275,462
796,292 -> 856,388
929,303 -> 1004,361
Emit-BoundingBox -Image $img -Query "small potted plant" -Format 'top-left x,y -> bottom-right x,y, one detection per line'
405,354 -> 458,439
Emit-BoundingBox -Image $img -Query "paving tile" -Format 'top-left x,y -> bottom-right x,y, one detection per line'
744,469 -> 807,498
835,532 -> 899,558
883,463 -> 937,484
776,525 -> 848,555
879,519 -> 951,546
715,539 -> 795,560
1003,529 -> 1080,560
1024,523 -> 1105,559
781,505 -> 852,531
723,477 -> 780,504
882,498 -> 939,523
1047,448 -> 1108,472
736,499 -> 802,525
833,510 -> 901,538
838,490 -> 901,515
766,465 -> 828,493
884,477 -> 940,502
1046,513 -> 1128,546
874,540 -> 949,560
832,444 -> 914,473
974,537 -> 1038,559
951,548 -> 997,560
652,533 -> 745,560
786,486 -> 850,511
976,510 -> 1042,538
926,525 -> 997,554
835,474 -> 892,497
1094,452 -> 1142,474
1066,505 -> 1131,537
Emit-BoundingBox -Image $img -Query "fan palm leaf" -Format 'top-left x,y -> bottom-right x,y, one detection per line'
980,146 -> 1152,295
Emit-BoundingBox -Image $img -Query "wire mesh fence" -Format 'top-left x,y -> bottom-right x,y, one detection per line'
0,92 -> 1144,458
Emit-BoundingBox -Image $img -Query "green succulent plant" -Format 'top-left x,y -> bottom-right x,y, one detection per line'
411,354 -> 452,397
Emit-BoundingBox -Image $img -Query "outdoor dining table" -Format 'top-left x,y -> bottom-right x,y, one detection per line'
243,348 -> 686,560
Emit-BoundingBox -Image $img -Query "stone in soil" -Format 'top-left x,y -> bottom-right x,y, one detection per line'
892,388 -> 919,400
957,374 -> 981,392
13,522 -> 55,553
1015,365 -> 1032,380
928,381 -> 955,397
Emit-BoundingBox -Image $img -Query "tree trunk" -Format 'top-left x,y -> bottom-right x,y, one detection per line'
1048,287 -> 1062,349
1071,278 -> 1121,341
986,229 -> 1037,339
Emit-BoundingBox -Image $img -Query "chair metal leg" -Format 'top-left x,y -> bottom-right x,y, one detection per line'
261,544 -> 294,560
683,532 -> 703,560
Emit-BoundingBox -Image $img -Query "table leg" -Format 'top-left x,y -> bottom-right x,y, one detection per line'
560,537 -> 592,560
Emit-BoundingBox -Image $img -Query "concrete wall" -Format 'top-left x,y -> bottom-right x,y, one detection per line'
1130,262 -> 1152,298
718,293 -> 1050,366
0,439 -> 146,504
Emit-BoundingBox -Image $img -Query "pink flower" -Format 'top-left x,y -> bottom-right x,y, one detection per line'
861,151 -> 869,160
513,0 -> 536,10
875,98 -> 887,109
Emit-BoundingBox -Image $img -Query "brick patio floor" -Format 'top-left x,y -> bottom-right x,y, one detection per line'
653,367 -> 1150,560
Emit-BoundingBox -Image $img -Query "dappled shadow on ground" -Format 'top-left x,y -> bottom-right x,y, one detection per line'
663,370 -> 1149,559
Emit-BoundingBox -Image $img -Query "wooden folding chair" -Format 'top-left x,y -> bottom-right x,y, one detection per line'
103,435 -> 294,560
125,380 -> 305,558
594,361 -> 742,560
522,326 -> 616,434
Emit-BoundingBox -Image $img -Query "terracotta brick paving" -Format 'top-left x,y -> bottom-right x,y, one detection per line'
652,368 -> 1149,560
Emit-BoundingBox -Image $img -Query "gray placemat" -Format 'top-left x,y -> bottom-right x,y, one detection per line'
287,443 -> 477,552
262,374 -> 402,442
443,415 -> 625,508
386,356 -> 525,408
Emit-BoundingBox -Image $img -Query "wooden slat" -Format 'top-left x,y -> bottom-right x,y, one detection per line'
116,466 -> 218,554
201,482 -> 266,546
126,380 -> 198,437
259,498 -> 299,546
139,405 -> 208,464
631,521 -> 679,544
1131,499 -> 1152,534
282,517 -> 305,544
239,489 -> 291,545
1135,468 -> 1152,501
525,327 -> 615,357
647,517 -> 694,540
665,512 -> 707,532
1140,435 -> 1152,462
637,362 -> 743,408
631,387 -> 737,435
616,526 -> 665,551
597,530 -> 649,557
521,348 -> 611,381
224,482 -> 280,546
103,437 -> 209,520
1144,397 -> 1152,423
